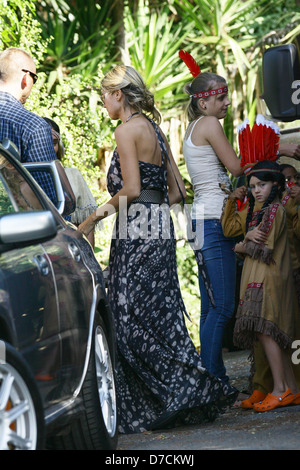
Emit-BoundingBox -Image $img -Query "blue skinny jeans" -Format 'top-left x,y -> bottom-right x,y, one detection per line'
193,219 -> 236,384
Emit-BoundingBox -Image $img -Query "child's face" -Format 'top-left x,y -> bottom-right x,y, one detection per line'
51,131 -> 59,156
249,176 -> 274,203
200,82 -> 231,119
282,167 -> 300,187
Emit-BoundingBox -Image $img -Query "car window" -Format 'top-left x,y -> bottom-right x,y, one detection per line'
0,155 -> 42,215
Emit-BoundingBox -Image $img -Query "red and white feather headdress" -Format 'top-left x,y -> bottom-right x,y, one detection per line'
237,114 -> 280,174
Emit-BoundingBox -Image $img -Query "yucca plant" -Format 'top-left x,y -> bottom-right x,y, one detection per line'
124,0 -> 201,114
174,0 -> 300,144
36,0 -> 120,90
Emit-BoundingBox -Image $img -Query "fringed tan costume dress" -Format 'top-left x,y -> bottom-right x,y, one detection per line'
282,191 -> 300,305
251,191 -> 300,394
222,197 -> 298,351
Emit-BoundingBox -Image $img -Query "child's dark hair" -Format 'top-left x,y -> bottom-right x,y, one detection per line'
246,160 -> 285,232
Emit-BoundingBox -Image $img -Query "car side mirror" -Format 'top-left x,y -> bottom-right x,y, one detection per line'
262,44 -> 300,122
0,211 -> 57,247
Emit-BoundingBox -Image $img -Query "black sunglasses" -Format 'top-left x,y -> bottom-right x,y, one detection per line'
22,69 -> 38,84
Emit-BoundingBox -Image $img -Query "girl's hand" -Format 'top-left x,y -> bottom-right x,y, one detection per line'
245,223 -> 267,244
290,184 -> 300,202
234,241 -> 247,254
229,185 -> 248,201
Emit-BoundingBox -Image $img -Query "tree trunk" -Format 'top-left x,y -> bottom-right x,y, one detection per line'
111,0 -> 127,63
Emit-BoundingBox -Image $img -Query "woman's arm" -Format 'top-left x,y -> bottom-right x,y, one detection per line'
278,143 -> 300,161
78,124 -> 142,236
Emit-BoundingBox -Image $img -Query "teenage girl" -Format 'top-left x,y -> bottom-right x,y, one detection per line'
182,71 -> 243,388
222,160 -> 300,411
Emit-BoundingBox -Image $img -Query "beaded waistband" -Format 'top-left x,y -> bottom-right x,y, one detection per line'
133,189 -> 164,204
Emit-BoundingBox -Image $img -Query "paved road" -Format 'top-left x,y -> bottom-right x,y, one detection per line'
117,350 -> 300,451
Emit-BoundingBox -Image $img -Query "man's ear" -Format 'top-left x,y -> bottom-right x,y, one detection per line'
21,72 -> 29,89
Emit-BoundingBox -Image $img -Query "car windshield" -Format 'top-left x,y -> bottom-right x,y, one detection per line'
0,154 -> 42,215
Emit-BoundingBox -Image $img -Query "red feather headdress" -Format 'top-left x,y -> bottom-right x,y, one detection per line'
237,115 -> 280,174
179,50 -> 201,77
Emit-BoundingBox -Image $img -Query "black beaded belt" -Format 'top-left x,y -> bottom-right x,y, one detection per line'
133,189 -> 164,204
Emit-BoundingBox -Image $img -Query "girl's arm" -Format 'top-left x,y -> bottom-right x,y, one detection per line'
202,116 -> 244,177
293,205 -> 300,239
278,143 -> 300,161
282,190 -> 300,239
243,204 -> 285,265
161,130 -> 187,206
245,223 -> 267,244
221,188 -> 247,237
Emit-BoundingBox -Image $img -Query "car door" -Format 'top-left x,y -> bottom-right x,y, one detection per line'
41,227 -> 94,397
0,155 -> 61,408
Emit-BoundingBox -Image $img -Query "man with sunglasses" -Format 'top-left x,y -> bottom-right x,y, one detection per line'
0,47 -> 58,205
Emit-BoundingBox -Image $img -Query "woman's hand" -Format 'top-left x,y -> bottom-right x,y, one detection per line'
78,211 -> 98,237
278,143 -> 300,161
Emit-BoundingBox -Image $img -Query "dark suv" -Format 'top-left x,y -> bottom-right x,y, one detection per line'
0,140 -> 118,450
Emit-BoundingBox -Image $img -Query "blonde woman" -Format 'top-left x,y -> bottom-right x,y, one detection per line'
79,65 -> 237,434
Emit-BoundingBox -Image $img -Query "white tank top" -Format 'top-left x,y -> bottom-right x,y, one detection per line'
183,117 -> 232,219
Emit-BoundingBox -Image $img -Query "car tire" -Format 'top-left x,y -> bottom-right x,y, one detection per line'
0,341 -> 45,450
49,314 -> 118,450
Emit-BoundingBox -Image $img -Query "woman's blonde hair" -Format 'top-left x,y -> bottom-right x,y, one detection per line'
184,72 -> 227,121
101,65 -> 161,124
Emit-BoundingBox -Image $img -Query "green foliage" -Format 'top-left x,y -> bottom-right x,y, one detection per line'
124,1 -> 192,113
0,0 -> 48,61
36,0 -> 121,90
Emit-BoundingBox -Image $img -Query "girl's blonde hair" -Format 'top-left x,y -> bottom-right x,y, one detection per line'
101,65 -> 161,123
184,72 -> 227,121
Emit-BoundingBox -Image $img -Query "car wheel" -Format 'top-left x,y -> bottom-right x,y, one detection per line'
50,314 -> 118,450
0,342 -> 45,450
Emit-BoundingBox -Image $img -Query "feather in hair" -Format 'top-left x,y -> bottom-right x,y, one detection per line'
179,50 -> 201,77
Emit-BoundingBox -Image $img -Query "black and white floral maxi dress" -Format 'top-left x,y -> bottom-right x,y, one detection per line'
106,118 -> 237,434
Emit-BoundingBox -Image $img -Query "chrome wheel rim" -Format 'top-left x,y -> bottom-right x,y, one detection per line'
0,363 -> 37,450
94,326 -> 117,437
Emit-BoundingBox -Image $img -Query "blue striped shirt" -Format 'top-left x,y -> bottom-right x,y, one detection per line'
0,91 -> 58,205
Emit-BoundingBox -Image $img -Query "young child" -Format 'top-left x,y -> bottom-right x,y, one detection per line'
239,163 -> 300,408
221,160 -> 300,411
